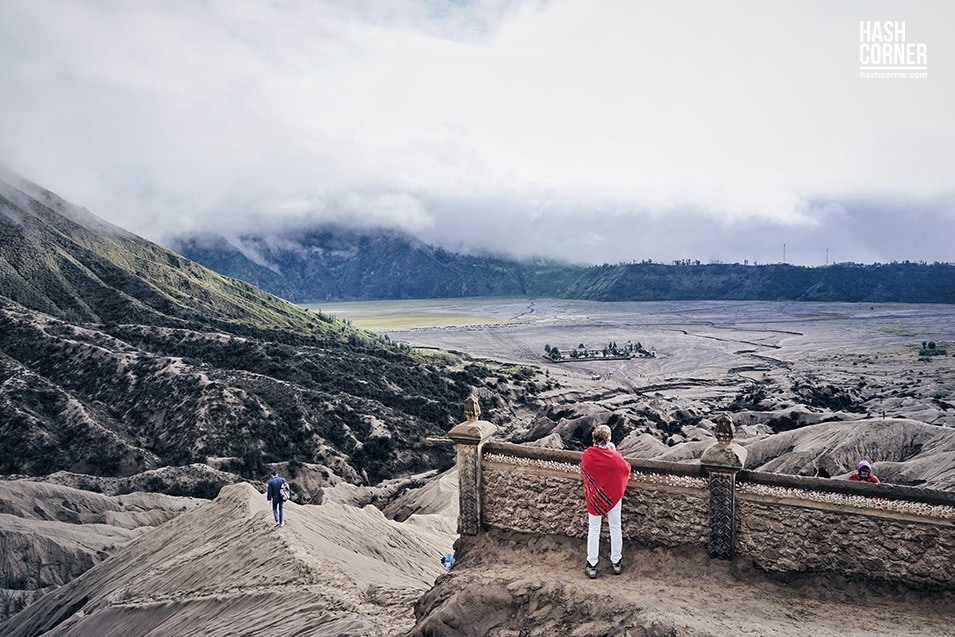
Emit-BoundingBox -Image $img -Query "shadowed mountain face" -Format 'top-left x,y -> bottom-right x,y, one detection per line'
171,228 -> 542,303
0,176 -> 508,486
0,180 -> 315,330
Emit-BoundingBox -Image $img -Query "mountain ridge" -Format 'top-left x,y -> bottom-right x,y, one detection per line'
171,227 -> 955,304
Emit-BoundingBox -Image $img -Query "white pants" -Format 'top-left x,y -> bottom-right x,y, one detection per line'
586,499 -> 622,566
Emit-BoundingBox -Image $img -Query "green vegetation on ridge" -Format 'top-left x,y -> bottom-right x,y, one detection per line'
0,175 -> 536,492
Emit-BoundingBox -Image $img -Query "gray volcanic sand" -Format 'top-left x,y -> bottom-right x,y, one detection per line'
0,482 -> 457,637
329,293 -> 955,474
328,298 -> 955,460
325,299 -> 954,421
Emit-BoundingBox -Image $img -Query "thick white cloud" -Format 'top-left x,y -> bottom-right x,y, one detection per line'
1,0 -> 953,265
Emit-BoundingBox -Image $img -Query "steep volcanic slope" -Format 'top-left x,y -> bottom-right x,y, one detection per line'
172,227 -> 535,302
0,174 -> 516,485
0,483 -> 455,637
0,177 -> 312,330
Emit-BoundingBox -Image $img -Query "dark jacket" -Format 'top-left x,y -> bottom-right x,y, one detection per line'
267,476 -> 286,501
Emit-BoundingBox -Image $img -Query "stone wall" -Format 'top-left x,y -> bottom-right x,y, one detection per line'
736,488 -> 955,589
482,444 -> 709,548
474,441 -> 955,590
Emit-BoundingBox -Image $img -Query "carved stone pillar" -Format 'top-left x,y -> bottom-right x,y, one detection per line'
701,414 -> 747,560
447,395 -> 497,536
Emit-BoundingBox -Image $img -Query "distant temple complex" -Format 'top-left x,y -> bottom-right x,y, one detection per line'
544,340 -> 655,362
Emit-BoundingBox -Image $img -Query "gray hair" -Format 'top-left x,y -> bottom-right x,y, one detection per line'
592,425 -> 612,445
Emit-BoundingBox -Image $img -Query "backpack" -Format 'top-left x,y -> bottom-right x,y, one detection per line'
279,480 -> 290,502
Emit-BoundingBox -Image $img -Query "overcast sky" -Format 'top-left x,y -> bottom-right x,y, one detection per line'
1,0 -> 953,266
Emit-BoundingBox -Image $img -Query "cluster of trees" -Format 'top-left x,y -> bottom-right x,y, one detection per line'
919,341 -> 948,357
543,341 -> 655,362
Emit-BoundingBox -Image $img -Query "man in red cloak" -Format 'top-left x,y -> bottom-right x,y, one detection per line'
580,424 -> 631,578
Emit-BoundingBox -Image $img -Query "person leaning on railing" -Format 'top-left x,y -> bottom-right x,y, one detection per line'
848,459 -> 880,483
580,424 -> 631,579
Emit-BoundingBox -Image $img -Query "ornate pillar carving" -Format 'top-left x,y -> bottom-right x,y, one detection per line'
447,395 -> 497,535
701,413 -> 747,560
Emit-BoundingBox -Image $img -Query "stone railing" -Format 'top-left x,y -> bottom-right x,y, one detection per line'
447,405 -> 955,591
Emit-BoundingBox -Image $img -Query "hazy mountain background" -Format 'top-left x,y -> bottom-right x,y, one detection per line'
171,229 -> 955,304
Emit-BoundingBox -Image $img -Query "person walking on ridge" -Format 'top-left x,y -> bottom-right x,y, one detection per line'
580,424 -> 631,579
267,470 -> 288,527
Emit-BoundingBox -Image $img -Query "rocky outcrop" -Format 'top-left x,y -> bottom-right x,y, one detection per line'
742,418 -> 955,488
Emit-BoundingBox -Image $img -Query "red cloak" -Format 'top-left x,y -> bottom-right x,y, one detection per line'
580,446 -> 631,516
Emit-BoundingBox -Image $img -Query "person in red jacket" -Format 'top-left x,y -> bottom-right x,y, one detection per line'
580,425 -> 631,579
848,459 -> 880,483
